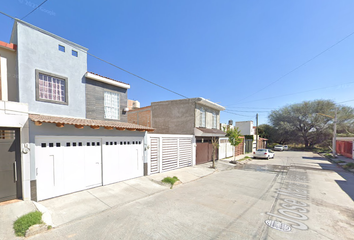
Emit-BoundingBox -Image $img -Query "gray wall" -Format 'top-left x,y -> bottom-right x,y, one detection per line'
28,121 -> 145,180
85,78 -> 128,122
14,21 -> 87,118
151,99 -> 196,134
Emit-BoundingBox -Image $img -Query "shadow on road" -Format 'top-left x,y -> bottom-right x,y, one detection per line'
301,156 -> 330,161
334,172 -> 354,201
304,155 -> 354,202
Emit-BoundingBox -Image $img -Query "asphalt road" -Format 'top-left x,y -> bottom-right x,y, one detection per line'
29,151 -> 354,240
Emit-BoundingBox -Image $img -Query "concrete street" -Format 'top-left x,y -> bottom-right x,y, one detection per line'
28,151 -> 354,240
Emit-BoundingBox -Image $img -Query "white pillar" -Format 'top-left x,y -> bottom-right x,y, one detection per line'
0,56 -> 9,101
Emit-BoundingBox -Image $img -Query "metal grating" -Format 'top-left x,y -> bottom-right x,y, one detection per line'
150,138 -> 159,174
178,138 -> 192,167
161,138 -> 178,171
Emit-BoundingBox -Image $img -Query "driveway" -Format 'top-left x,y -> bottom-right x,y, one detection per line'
29,151 -> 354,239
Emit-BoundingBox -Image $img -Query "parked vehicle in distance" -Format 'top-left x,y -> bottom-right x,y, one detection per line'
253,149 -> 275,159
274,145 -> 284,151
283,145 -> 289,150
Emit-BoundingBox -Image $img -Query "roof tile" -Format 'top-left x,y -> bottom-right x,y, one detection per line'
29,114 -> 154,131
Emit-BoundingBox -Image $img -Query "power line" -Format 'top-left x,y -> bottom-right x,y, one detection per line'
237,30 -> 354,104
338,99 -> 354,104
223,111 -> 254,118
21,0 -> 49,20
224,106 -> 274,109
0,11 -> 190,99
230,81 -> 354,105
224,109 -> 270,113
87,53 -> 189,99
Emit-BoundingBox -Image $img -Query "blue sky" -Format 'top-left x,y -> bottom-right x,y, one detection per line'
1,0 -> 354,125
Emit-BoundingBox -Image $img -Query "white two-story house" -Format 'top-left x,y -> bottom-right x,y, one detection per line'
3,19 -> 153,202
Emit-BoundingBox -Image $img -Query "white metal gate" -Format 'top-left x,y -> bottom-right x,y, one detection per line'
36,135 -> 144,201
102,137 -> 144,185
35,137 -> 102,201
148,135 -> 195,174
150,137 -> 160,174
162,138 -> 178,171
219,138 -> 233,159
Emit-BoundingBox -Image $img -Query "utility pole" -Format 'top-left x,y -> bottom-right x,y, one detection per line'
256,113 -> 258,150
332,108 -> 337,157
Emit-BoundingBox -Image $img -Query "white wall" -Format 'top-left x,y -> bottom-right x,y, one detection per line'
235,121 -> 254,135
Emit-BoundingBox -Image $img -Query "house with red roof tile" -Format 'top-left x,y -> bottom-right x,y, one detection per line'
0,19 -> 153,202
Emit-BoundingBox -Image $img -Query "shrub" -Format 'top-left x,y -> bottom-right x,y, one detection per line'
13,211 -> 43,237
162,176 -> 180,189
343,162 -> 354,170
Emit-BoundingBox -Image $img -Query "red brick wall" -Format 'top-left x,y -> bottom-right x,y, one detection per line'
127,106 -> 152,127
235,138 -> 244,156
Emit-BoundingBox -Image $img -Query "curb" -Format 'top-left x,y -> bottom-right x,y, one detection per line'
25,224 -> 50,238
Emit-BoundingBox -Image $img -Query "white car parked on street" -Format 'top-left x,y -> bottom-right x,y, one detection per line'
253,149 -> 275,159
274,145 -> 284,151
283,145 -> 289,150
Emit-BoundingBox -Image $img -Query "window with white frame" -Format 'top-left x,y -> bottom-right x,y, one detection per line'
212,111 -> 217,128
36,70 -> 67,104
200,107 -> 206,127
104,91 -> 119,120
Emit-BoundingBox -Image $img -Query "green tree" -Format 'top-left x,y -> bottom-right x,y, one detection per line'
226,127 -> 243,161
269,100 -> 354,147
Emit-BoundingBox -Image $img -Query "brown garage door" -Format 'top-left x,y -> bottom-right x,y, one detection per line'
196,138 -> 218,165
0,129 -> 22,202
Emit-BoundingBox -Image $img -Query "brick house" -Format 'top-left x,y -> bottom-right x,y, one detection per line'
128,97 -> 226,165
127,106 -> 152,128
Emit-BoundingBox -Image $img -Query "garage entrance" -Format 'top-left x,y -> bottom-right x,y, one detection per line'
102,136 -> 144,185
196,137 -> 218,165
149,135 -> 194,174
0,128 -> 22,202
35,136 -> 145,201
35,137 -> 102,201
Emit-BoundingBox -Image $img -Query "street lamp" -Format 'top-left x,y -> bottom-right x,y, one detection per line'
316,108 -> 337,157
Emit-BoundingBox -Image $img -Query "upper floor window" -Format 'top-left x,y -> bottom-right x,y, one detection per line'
58,45 -> 65,52
72,50 -> 78,57
212,112 -> 217,128
36,70 -> 68,105
104,91 -> 119,120
200,107 -> 206,127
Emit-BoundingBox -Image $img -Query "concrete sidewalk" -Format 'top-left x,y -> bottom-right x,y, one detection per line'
0,200 -> 37,240
0,153 -> 252,239
332,154 -> 354,172
35,164 -> 217,228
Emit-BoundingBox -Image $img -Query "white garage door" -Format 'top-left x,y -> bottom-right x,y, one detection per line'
35,137 -> 102,201
102,137 -> 144,185
149,135 -> 193,174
